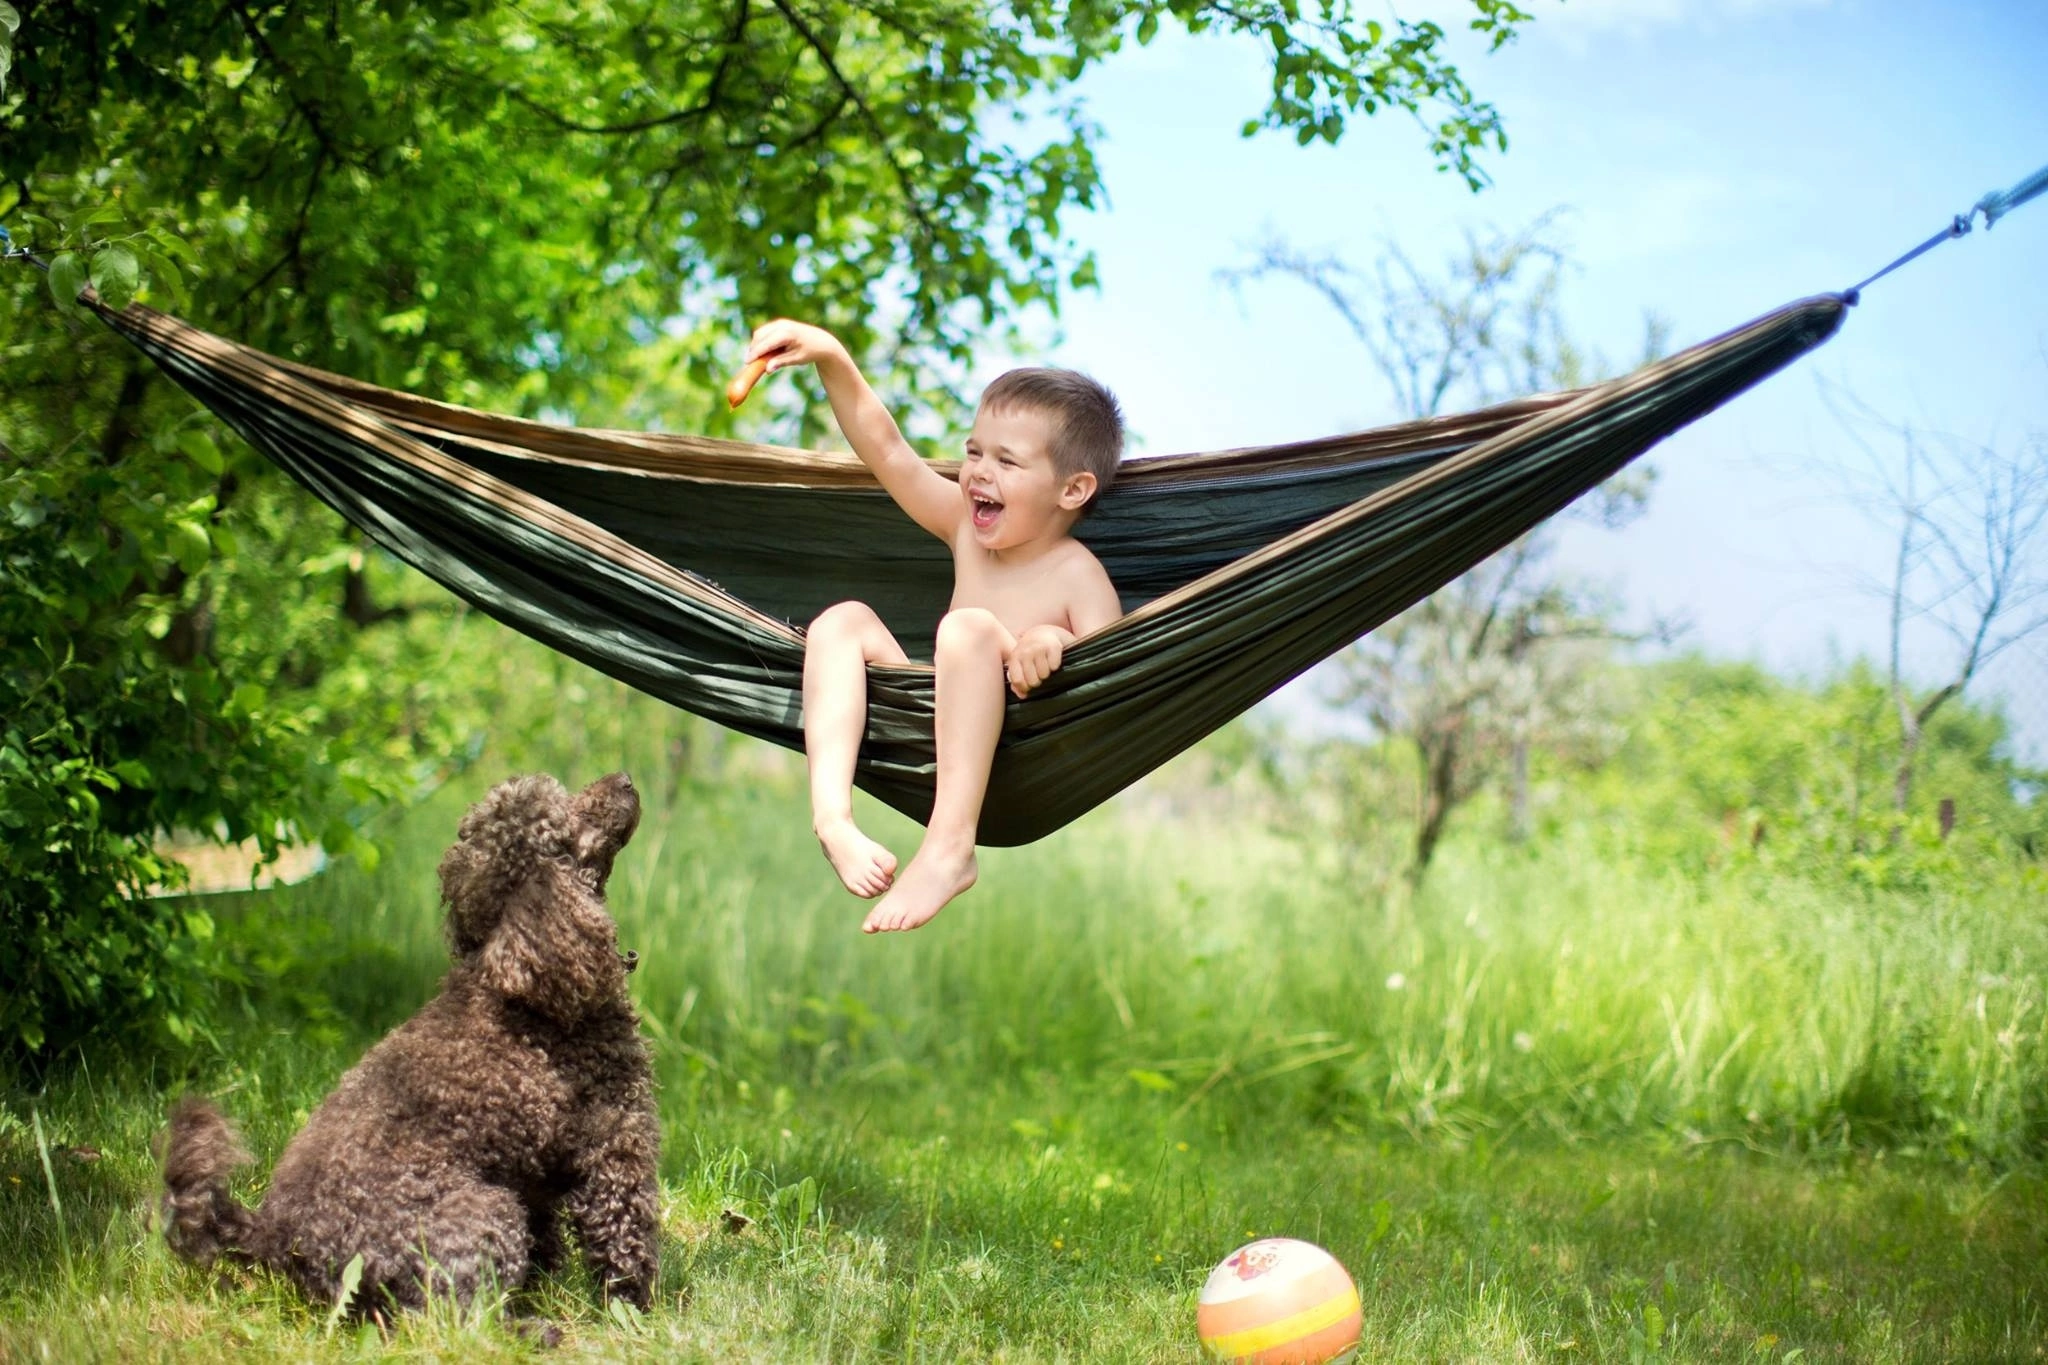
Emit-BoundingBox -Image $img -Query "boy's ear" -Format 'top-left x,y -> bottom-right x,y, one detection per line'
1057,470 -> 1097,511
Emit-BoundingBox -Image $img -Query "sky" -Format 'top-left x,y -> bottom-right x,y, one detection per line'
997,0 -> 2048,761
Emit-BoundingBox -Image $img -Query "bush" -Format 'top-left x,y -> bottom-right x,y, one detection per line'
1575,657 -> 2047,887
0,450 -> 301,1055
0,405 -> 495,1058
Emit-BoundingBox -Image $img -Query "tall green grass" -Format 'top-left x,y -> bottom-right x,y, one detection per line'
263,683 -> 2047,1165
3,682 -> 2044,1360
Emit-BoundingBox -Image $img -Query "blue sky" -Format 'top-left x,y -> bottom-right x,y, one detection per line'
998,1 -> 2048,760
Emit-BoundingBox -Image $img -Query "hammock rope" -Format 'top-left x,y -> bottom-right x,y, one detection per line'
1843,158 -> 2048,302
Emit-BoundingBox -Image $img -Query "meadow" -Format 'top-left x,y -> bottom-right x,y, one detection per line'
3,685 -> 2045,1362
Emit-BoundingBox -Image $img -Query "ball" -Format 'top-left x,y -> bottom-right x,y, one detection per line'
1196,1238 -> 1362,1364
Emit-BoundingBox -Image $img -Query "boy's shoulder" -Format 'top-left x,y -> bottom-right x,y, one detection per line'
1047,528 -> 1110,576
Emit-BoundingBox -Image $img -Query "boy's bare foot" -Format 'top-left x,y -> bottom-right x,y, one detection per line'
861,842 -> 977,933
815,817 -> 897,898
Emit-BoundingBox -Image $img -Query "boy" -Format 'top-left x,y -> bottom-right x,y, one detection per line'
742,319 -> 1123,933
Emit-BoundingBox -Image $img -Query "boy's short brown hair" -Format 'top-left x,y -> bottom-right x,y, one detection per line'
979,367 -> 1123,509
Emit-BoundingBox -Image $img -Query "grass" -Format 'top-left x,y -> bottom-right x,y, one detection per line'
3,692 -> 2046,1360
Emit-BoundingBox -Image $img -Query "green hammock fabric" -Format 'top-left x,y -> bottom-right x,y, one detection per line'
96,293 -> 1846,845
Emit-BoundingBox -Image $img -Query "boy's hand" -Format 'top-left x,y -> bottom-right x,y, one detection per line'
745,318 -> 848,375
1005,626 -> 1068,698
737,315 -> 961,543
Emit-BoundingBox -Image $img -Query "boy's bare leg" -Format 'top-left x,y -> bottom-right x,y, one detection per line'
864,608 -> 1013,933
804,603 -> 908,898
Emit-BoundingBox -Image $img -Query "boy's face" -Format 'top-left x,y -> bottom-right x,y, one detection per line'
961,404 -> 1096,550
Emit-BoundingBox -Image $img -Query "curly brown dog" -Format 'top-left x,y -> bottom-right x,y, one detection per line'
159,772 -> 658,1321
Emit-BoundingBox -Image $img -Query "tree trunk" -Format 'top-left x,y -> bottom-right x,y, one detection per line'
1411,733 -> 1459,883
1892,729 -> 1919,813
97,363 -> 151,465
1895,679 -> 1967,814
343,554 -> 413,628
1507,738 -> 1530,842
162,595 -> 215,667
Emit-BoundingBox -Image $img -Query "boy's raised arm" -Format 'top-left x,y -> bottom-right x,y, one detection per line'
745,320 -> 961,543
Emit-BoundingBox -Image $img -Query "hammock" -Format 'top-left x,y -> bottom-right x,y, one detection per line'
91,293 -> 1846,844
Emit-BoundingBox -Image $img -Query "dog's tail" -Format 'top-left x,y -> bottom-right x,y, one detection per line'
159,1095 -> 257,1265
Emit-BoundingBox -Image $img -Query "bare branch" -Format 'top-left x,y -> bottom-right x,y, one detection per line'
1825,375 -> 2048,809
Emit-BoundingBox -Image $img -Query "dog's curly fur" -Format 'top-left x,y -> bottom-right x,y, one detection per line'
160,772 -> 658,1318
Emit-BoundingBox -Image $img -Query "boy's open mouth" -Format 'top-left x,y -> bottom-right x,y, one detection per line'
970,493 -> 1003,530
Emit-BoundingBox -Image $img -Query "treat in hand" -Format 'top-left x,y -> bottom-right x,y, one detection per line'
726,357 -> 771,410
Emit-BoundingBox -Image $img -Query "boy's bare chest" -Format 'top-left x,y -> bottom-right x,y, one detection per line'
949,551 -> 1075,636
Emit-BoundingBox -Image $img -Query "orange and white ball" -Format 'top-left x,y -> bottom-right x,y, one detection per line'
1196,1238 -> 1362,1364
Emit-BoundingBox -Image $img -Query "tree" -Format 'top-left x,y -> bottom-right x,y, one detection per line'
1223,217 -> 1666,879
0,0 -> 1534,1054
1824,387 -> 2048,815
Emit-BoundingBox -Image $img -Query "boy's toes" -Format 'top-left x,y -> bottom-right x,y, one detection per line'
818,822 -> 897,899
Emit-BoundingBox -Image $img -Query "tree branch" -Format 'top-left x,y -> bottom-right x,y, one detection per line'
229,0 -> 347,168
767,0 -> 942,254
233,148 -> 327,313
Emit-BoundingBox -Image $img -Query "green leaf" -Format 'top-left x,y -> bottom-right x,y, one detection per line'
48,252 -> 89,316
0,3 -> 21,35
377,306 -> 429,336
324,1253 -> 364,1335
79,203 -> 128,231
1126,1068 -> 1175,1092
170,519 -> 211,575
151,232 -> 201,266
90,246 -> 141,311
137,245 -> 187,306
1366,1197 -> 1394,1248
176,429 -> 223,475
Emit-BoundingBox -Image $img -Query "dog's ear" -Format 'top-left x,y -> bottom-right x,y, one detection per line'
478,865 -> 622,1020
440,775 -> 575,954
438,839 -> 499,956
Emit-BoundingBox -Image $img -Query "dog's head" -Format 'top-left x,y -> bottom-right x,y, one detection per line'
437,772 -> 643,1020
